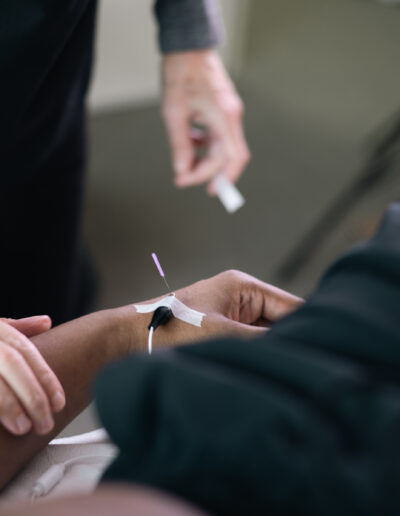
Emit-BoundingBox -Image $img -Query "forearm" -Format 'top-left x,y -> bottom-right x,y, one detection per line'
0,294 -> 238,490
0,269 -> 288,491
0,305 -> 142,490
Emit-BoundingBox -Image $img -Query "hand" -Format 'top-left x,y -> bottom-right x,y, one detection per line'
162,50 -> 250,195
141,270 -> 303,349
0,316 -> 66,436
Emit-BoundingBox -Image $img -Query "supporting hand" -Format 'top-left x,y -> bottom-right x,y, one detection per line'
0,317 -> 65,436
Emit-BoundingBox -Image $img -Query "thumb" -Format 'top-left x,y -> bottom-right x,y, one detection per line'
231,320 -> 269,339
1,316 -> 52,337
262,284 -> 304,322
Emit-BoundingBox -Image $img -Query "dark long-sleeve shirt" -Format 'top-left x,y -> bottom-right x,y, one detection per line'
0,0 -> 222,156
96,201 -> 400,516
154,0 -> 222,52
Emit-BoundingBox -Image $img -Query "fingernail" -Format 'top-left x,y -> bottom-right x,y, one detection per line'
16,414 -> 32,434
2,416 -> 21,435
37,418 -> 54,435
51,391 -> 65,411
38,315 -> 51,323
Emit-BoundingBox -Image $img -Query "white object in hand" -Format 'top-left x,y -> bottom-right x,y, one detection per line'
214,173 -> 245,213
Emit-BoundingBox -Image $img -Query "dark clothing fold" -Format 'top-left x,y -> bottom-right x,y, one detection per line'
96,202 -> 400,515
0,0 -> 221,324
154,0 -> 223,53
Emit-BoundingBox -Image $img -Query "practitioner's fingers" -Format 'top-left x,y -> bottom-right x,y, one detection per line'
175,110 -> 248,191
1,315 -> 52,337
174,136 -> 225,189
0,318 -> 65,436
0,342 -> 55,435
8,341 -> 65,415
162,100 -> 195,179
207,107 -> 250,196
0,376 -> 32,435
162,50 -> 249,193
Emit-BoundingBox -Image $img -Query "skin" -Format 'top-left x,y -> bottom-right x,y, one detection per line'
1,485 -> 208,516
162,50 -> 250,195
0,317 -> 65,436
0,270 -> 302,491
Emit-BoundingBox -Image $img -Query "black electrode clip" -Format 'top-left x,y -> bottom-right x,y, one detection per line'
148,306 -> 173,331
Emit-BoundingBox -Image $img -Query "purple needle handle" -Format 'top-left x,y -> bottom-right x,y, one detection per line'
152,253 -> 165,277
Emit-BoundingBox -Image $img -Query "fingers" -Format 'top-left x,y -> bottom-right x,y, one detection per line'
175,99 -> 250,193
162,50 -> 249,192
0,343 -> 54,435
8,336 -> 66,414
162,101 -> 194,178
0,376 -> 32,435
175,139 -> 225,189
1,315 -> 52,337
0,320 -> 65,436
215,270 -> 303,325
229,320 -> 268,339
207,99 -> 250,196
243,278 -> 303,324
259,282 -> 304,322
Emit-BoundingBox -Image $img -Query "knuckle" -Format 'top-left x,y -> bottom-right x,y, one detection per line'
228,98 -> 244,119
12,338 -> 31,354
222,269 -> 241,282
224,150 -> 236,163
0,347 -> 20,367
39,368 -> 57,389
0,394 -> 18,415
27,392 -> 47,415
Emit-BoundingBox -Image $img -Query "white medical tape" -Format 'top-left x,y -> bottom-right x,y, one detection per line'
134,294 -> 205,327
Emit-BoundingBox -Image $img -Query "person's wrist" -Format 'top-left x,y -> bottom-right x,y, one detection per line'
111,297 -> 215,354
103,306 -> 148,359
162,49 -> 231,91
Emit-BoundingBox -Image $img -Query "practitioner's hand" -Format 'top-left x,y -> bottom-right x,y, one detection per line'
143,270 -> 303,349
162,50 -> 250,195
0,317 -> 65,436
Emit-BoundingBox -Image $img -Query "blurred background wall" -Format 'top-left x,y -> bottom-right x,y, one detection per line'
66,0 -> 400,434
88,0 -> 249,110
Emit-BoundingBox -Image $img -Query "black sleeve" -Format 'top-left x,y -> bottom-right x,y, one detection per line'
95,202 -> 400,516
153,0 -> 223,53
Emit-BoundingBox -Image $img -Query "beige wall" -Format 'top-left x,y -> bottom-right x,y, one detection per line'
88,0 -> 250,111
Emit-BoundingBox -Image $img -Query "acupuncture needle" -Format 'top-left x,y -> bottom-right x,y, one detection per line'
151,252 -> 173,293
149,252 -> 174,354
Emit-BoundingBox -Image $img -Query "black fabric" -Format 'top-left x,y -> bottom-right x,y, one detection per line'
154,0 -> 222,53
96,202 -> 400,515
0,1 -> 97,324
0,0 -> 219,324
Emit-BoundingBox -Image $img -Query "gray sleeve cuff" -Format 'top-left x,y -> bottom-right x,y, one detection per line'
154,0 -> 224,53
